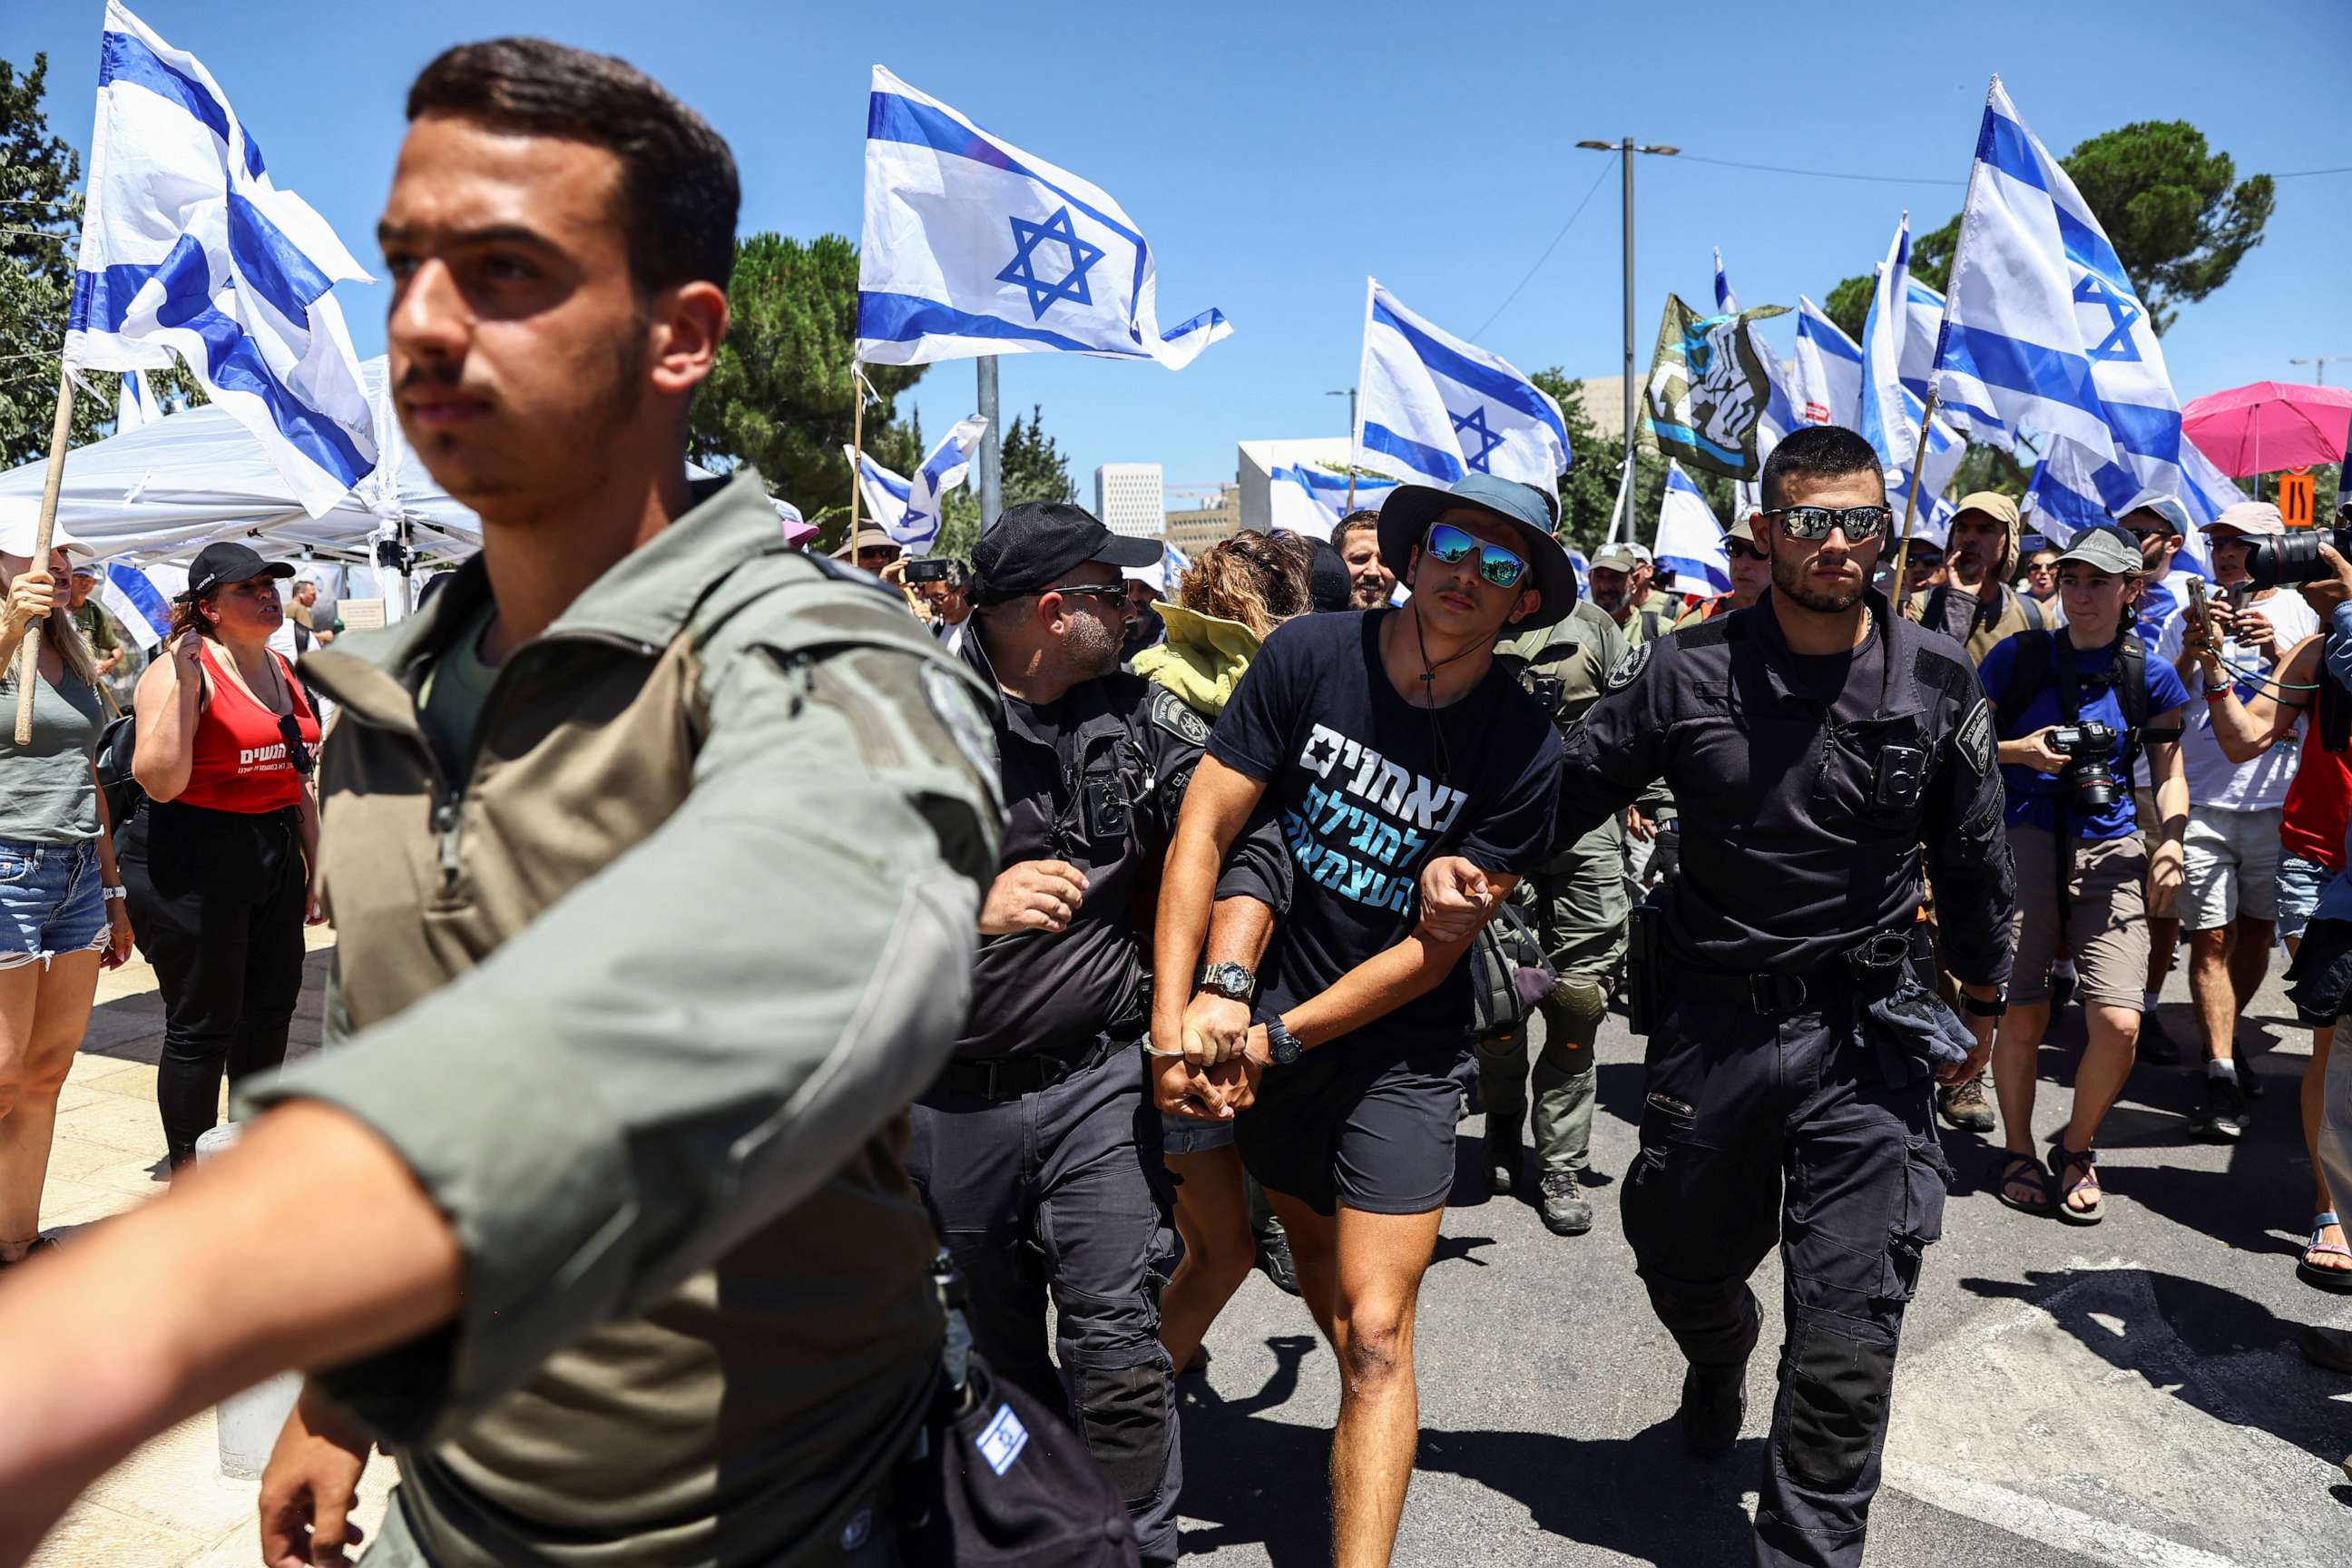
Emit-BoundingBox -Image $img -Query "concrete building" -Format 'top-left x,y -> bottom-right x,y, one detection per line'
1164,485 -> 1241,555
1093,463 -> 1165,540
1236,436 -> 1356,535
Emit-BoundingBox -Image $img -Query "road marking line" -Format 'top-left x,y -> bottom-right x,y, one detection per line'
1883,1458 -> 2240,1568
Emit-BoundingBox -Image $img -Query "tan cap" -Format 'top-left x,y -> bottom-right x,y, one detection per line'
2205,500 -> 2285,537
1952,491 -> 2021,528
1590,543 -> 1643,573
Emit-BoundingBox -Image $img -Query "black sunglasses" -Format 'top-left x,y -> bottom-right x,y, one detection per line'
1046,581 -> 1128,603
1759,505 -> 1893,542
278,713 -> 313,778
1723,538 -> 1769,562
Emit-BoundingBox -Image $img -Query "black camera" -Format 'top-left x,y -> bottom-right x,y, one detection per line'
2245,527 -> 2352,589
2046,720 -> 2122,810
906,557 -> 954,584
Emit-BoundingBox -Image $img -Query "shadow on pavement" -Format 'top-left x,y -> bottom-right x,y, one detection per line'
1416,1420 -> 1763,1565
1176,1336 -> 1329,1564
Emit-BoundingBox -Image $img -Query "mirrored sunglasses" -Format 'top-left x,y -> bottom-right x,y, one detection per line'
1761,505 -> 1893,543
1423,522 -> 1529,589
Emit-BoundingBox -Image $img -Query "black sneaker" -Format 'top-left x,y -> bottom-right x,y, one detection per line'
2189,1074 -> 2247,1142
2139,1010 -> 2181,1065
1679,1361 -> 1748,1458
1538,1171 -> 1594,1236
1253,1228 -> 1299,1298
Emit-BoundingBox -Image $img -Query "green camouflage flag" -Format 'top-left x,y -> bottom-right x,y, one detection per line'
1640,295 -> 1788,481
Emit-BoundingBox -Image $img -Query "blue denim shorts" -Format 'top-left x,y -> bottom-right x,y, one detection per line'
1160,1109 -> 1238,1155
2278,852 -> 2334,945
0,838 -> 107,968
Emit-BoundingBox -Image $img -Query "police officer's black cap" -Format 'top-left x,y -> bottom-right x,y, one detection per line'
1375,473 -> 1578,630
179,542 -> 296,601
970,502 -> 1161,606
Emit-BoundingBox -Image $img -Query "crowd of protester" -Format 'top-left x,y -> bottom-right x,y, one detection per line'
0,34 -> 2346,1568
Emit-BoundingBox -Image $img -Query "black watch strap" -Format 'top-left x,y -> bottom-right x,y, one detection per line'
1958,991 -> 2008,1018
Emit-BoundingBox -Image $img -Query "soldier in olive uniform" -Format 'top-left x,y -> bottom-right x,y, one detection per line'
1486,596 -> 1632,1235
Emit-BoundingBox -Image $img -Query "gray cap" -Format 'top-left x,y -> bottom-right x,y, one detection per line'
1590,543 -> 1644,573
2054,524 -> 2143,576
2116,493 -> 2190,536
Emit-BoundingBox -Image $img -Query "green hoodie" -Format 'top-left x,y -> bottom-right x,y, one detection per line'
1132,600 -> 1263,718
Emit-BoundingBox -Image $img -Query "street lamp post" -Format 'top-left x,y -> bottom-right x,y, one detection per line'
1576,137 -> 1678,542
1328,387 -> 1358,508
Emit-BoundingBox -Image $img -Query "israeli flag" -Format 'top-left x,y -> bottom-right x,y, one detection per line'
1269,463 -> 1399,540
1656,463 -> 1731,598
1357,279 -> 1571,495
1712,248 -> 1740,315
2024,432 -> 2232,578
843,414 -> 988,552
857,66 -> 1230,370
1791,296 -> 1862,429
100,560 -> 172,651
1860,219 -> 1965,511
115,368 -> 154,432
64,4 -> 376,518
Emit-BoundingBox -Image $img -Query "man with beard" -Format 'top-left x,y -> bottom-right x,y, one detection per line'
1909,492 -> 2045,662
1589,542 -> 1671,645
1336,510 -> 1396,609
1490,425 -> 2014,1568
0,38 -> 1008,1568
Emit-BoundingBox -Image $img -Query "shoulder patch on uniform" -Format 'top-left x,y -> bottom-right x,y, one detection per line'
1671,617 -> 1733,651
1604,642 -> 1651,692
923,662 -> 1001,789
1955,698 -> 1994,778
1912,645 -> 1975,705
1146,685 -> 1212,747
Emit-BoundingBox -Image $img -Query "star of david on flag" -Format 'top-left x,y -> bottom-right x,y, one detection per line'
1356,279 -> 1570,495
64,2 -> 376,517
858,66 -> 1230,369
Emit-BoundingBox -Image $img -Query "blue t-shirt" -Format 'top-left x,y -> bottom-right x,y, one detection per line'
1978,630 -> 2191,839
2135,577 -> 2180,651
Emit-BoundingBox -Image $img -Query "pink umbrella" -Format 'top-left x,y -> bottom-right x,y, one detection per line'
2181,380 -> 2352,477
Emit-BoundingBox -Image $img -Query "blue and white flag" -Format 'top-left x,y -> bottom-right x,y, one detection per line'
844,413 -> 988,552
1712,248 -> 1740,315
1859,217 -> 1965,514
1357,279 -> 1570,495
857,66 -> 1230,370
1791,295 -> 1862,428
100,559 -> 172,651
1656,463 -> 1731,598
64,3 -> 376,518
115,368 -> 153,432
1269,462 -> 1399,540
1896,274 -> 1994,449
2024,432 -> 2232,578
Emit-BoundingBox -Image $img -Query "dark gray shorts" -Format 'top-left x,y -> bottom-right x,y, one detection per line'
1234,1040 -> 1471,1217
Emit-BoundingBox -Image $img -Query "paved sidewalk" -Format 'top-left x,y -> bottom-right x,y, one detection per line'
28,929 -> 401,1568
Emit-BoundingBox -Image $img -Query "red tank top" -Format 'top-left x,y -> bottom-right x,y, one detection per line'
174,642 -> 319,813
2281,739 -> 2352,872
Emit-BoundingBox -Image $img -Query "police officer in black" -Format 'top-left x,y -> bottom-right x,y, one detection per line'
911,501 -> 1286,1568
1541,426 -> 2013,1568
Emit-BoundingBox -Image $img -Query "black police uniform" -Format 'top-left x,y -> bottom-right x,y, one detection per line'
906,630 -> 1285,1568
1556,590 -> 2014,1568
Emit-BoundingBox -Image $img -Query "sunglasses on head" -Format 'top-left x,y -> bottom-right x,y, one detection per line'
277,713 -> 313,779
1421,522 -> 1529,590
1046,581 -> 1128,603
1759,505 -> 1893,543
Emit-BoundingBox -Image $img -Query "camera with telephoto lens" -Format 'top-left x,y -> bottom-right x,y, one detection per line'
2245,526 -> 2352,589
2045,720 -> 2122,810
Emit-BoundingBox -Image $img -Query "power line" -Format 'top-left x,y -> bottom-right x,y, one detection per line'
1671,152 -> 1963,187
1475,160 -> 1615,338
2275,167 -> 2352,179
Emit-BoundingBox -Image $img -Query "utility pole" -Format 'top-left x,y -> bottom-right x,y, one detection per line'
2291,355 -> 2349,387
1576,137 -> 1679,542
1327,387 -> 1357,508
976,355 -> 1002,524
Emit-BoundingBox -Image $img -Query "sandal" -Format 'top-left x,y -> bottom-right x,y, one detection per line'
2049,1142 -> 2103,1226
2297,1211 -> 2352,1294
1991,1152 -> 2053,1216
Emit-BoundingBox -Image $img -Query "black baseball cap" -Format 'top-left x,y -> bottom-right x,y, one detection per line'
179,542 -> 296,601
971,502 -> 1160,606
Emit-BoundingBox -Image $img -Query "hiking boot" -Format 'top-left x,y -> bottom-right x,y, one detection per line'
1486,1127 -> 1524,1199
1679,1360 -> 1748,1459
2138,1009 -> 2181,1065
1538,1171 -> 1593,1236
1254,1227 -> 1299,1298
1937,1073 -> 1996,1133
2189,1074 -> 2247,1142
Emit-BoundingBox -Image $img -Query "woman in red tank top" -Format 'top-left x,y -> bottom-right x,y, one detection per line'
120,543 -> 321,1172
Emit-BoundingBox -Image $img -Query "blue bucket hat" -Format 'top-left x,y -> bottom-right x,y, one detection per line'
1375,473 -> 1578,629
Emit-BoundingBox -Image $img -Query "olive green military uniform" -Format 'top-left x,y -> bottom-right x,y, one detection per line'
1486,597 -> 1632,1181
246,471 -> 1004,1568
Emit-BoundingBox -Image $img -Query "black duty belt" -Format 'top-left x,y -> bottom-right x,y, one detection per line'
1671,926 -> 1929,1015
931,1030 -> 1134,1102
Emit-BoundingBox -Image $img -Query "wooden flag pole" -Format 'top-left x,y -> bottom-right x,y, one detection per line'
1889,384 -> 1940,620
15,368 -> 77,745
846,360 -> 866,561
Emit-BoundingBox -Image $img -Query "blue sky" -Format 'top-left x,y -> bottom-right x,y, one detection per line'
8,0 -> 2349,508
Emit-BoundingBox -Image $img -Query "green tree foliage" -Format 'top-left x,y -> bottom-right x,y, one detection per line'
687,232 -> 926,547
932,402 -> 1076,561
2,54 -> 210,468
1821,120 -> 2270,340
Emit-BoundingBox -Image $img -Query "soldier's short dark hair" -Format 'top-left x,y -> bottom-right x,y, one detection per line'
1335,510 -> 1382,544
1760,426 -> 1886,510
407,39 -> 740,298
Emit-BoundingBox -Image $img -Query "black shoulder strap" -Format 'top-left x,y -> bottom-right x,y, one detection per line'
1926,584 -> 1951,633
2003,629 -> 2052,715
2115,634 -> 2149,733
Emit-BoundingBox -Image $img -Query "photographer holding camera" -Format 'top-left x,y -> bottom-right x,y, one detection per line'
1977,524 -> 2191,1223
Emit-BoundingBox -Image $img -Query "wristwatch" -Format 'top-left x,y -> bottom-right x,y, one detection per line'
1957,989 -> 2008,1019
1195,961 -> 1256,1001
1261,1017 -> 1304,1067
